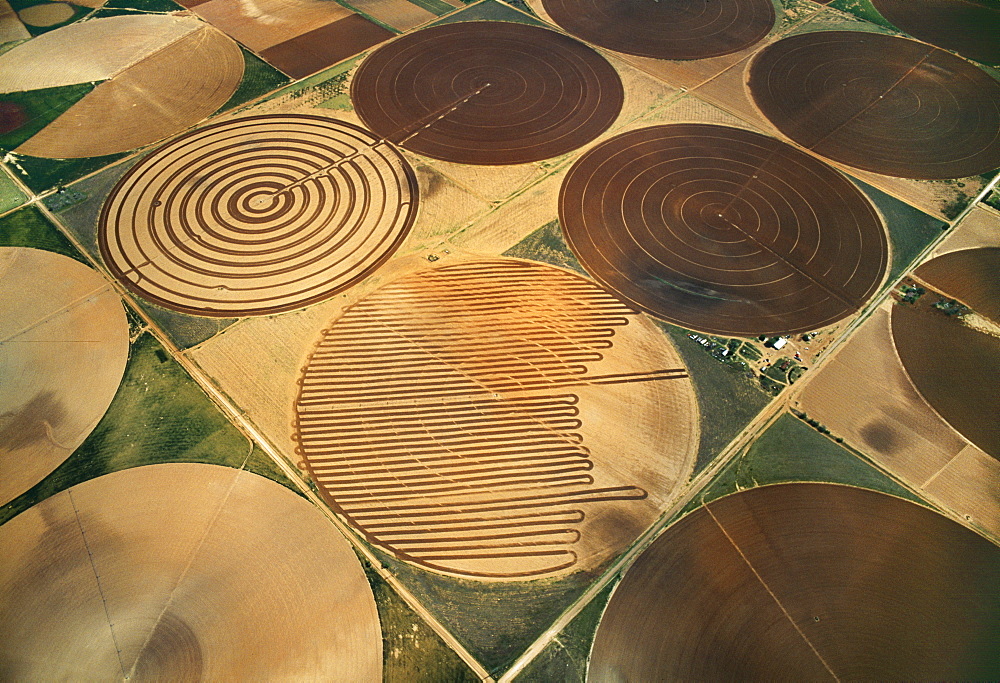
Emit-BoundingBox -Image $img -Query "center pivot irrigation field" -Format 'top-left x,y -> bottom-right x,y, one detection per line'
294,259 -> 699,578
540,0 -> 775,60
749,31 -> 1000,180
559,124 -> 889,336
99,115 -> 418,317
4,0 -> 1000,678
351,20 -> 624,165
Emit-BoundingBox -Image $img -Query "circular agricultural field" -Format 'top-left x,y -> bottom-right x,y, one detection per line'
540,0 -> 775,60
293,259 -> 699,579
0,463 -> 381,680
558,123 -> 888,336
17,2 -> 75,28
748,30 -> 1000,180
870,0 -> 1000,65
0,14 -> 243,159
590,483 -> 1000,681
891,248 -> 1000,459
99,114 -> 418,317
350,20 -> 624,165
0,247 -> 128,506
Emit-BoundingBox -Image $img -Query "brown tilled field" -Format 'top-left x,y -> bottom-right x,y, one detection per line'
591,483 -> 1000,681
892,249 -> 1000,459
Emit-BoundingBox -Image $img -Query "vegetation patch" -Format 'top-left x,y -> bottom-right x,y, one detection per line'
407,0 -> 457,16
516,579 -> 618,681
984,187 -> 1000,212
851,177 -> 947,283
0,205 -> 85,262
368,543 -> 594,677
357,555 -> 479,682
432,0 -> 546,27
698,412 -> 925,507
95,0 -> 183,14
12,1 -> 88,35
0,169 -> 27,215
660,324 -> 771,473
136,303 -> 239,350
503,219 -> 586,275
0,82 -> 95,152
0,332 -> 297,527
828,0 -> 894,28
6,150 -> 129,195
221,49 -> 291,114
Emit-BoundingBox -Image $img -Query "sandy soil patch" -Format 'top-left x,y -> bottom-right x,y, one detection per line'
17,2 -> 74,28
0,0 -> 30,43
349,0 -> 435,31
930,205 -> 1000,258
189,0 -> 352,52
798,304 -> 964,485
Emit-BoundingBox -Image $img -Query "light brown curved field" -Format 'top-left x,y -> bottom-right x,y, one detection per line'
186,0 -> 353,52
0,463 -> 381,681
0,247 -> 129,507
0,14 -> 203,92
17,2 -> 75,28
17,24 -> 243,158
0,0 -> 30,44
798,303 -> 1000,538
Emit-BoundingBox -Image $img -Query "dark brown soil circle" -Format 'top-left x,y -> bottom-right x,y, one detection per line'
541,0 -> 775,60
748,30 -> 1000,179
350,21 -> 624,165
590,483 -> 1000,681
891,247 -> 1000,459
871,0 -> 1000,65
558,123 -> 887,336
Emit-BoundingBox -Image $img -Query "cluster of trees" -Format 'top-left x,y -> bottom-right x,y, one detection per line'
790,408 -> 845,443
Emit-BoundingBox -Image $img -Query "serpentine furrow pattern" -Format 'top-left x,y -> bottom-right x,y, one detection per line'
293,260 -> 698,578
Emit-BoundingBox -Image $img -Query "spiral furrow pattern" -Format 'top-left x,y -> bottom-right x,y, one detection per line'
99,115 -> 418,317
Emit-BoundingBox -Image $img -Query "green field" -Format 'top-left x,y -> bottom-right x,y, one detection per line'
697,412 -> 926,508
359,555 -> 479,682
0,205 -> 85,262
515,579 -> 618,682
